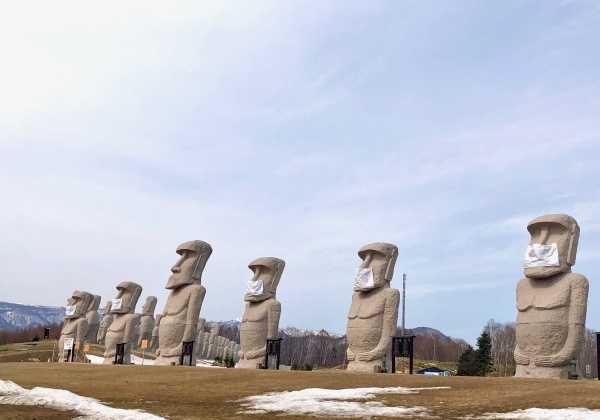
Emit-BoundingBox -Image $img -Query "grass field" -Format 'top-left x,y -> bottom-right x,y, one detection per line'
1,359 -> 600,420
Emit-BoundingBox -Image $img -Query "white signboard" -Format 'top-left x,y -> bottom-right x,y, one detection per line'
64,338 -> 74,350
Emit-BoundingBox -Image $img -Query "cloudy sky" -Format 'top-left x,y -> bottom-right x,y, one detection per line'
1,1 -> 599,345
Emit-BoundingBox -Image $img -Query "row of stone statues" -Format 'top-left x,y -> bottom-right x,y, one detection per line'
58,213 -> 589,379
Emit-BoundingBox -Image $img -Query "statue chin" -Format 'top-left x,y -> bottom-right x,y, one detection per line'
165,275 -> 195,290
525,265 -> 569,279
244,293 -> 271,302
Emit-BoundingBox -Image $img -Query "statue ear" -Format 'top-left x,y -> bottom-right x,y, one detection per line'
269,263 -> 285,293
192,249 -> 204,280
385,249 -> 398,280
567,224 -> 580,266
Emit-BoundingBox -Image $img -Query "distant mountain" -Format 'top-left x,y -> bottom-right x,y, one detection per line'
411,326 -> 452,342
0,301 -> 65,330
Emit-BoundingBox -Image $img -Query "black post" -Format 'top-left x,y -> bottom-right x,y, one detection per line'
265,338 -> 283,370
43,328 -> 50,340
70,344 -> 75,362
391,335 -> 416,374
180,341 -> 195,366
114,343 -> 125,365
596,332 -> 600,380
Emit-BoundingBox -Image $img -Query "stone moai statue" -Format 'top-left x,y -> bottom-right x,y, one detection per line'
196,318 -> 206,359
84,295 -> 101,344
207,324 -> 219,359
97,301 -> 114,345
201,331 -> 210,359
515,214 -> 589,379
155,240 -> 211,366
131,315 -> 141,350
59,290 -> 94,362
233,343 -> 240,363
237,257 -> 284,369
346,242 -> 400,372
149,314 -> 162,352
137,296 -> 157,349
103,281 -> 143,365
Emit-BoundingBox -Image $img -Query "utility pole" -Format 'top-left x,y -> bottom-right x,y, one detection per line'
401,273 -> 406,335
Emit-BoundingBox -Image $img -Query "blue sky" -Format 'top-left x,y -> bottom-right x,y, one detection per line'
1,1 -> 599,345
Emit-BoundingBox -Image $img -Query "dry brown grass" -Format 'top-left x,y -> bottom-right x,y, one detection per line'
1,361 -> 600,420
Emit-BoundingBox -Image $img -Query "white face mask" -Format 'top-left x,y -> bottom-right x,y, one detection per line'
354,268 -> 374,289
65,305 -> 76,316
245,280 -> 263,296
524,243 -> 560,268
111,298 -> 123,311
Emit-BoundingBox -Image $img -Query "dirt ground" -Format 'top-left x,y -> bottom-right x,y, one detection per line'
1,362 -> 600,420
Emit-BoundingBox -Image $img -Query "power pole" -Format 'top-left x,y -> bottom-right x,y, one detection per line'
401,273 -> 406,335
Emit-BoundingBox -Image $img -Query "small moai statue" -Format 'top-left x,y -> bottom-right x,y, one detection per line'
97,301 -> 114,345
515,214 -> 589,379
201,331 -> 210,359
84,295 -> 101,344
137,296 -> 157,349
149,314 -> 162,352
227,340 -> 235,362
155,240 -> 211,366
103,281 -> 143,365
233,343 -> 240,363
346,242 -> 400,372
59,291 -> 94,362
237,257 -> 285,369
131,315 -> 141,350
196,318 -> 206,359
207,324 -> 219,360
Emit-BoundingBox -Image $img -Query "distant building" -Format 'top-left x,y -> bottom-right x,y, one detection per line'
417,366 -> 451,376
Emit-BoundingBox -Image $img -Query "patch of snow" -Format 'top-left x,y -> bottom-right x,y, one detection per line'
0,379 -> 164,419
131,355 -> 154,365
470,408 -> 600,420
237,386 -> 449,418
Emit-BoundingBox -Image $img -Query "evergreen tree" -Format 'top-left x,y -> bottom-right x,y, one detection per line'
457,345 -> 477,376
476,330 -> 493,376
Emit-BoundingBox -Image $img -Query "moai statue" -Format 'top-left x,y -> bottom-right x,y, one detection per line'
237,257 -> 285,369
97,301 -> 114,345
84,295 -> 101,344
149,314 -> 162,352
346,242 -> 400,372
131,315 -> 141,350
137,296 -> 157,349
196,318 -> 206,359
201,331 -> 210,359
103,281 -> 143,365
155,240 -> 211,366
207,324 -> 219,359
515,214 -> 589,379
227,340 -> 234,361
59,291 -> 94,362
233,343 -> 240,363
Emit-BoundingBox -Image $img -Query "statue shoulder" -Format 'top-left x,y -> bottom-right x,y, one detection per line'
267,299 -> 281,311
566,273 -> 589,289
384,288 -> 400,298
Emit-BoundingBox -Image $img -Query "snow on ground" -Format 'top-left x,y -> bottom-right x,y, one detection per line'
0,379 -> 163,420
85,354 -> 154,365
236,386 -> 450,418
470,408 -> 600,419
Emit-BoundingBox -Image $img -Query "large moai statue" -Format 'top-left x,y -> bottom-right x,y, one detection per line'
515,214 -> 589,379
201,331 -> 210,359
196,318 -> 206,359
97,301 -> 114,345
103,281 -> 143,365
207,324 -> 219,359
149,314 -> 162,352
59,291 -> 94,362
137,296 -> 157,349
155,240 -> 211,366
346,242 -> 400,372
84,295 -> 101,344
237,257 -> 284,369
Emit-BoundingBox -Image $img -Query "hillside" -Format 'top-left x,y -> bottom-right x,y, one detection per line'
0,301 -> 65,331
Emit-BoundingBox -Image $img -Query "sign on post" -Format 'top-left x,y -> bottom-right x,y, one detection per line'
83,344 -> 90,352
141,340 -> 148,349
64,338 -> 74,350
74,341 -> 80,350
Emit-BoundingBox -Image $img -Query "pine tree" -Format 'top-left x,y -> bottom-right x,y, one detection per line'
476,330 -> 493,376
457,345 -> 477,376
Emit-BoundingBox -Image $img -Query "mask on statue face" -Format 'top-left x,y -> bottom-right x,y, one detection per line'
65,305 -> 76,316
354,268 -> 374,290
524,243 -> 560,268
245,280 -> 263,296
111,299 -> 123,311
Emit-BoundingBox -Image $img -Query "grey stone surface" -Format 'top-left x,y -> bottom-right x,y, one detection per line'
201,331 -> 210,359
103,281 -> 143,365
84,295 -> 101,344
137,296 -> 157,349
59,290 -> 93,362
96,301 -> 114,345
196,317 -> 206,359
149,314 -> 162,352
237,257 -> 284,369
515,214 -> 589,379
346,242 -> 400,372
155,240 -> 211,366
207,324 -> 218,359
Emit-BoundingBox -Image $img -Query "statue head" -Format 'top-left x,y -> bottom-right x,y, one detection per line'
65,290 -> 94,319
166,240 -> 212,290
88,295 -> 102,312
141,296 -> 157,316
244,256 -> 285,302
354,242 -> 398,292
524,213 -> 580,279
110,281 -> 142,314
102,300 -> 113,316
